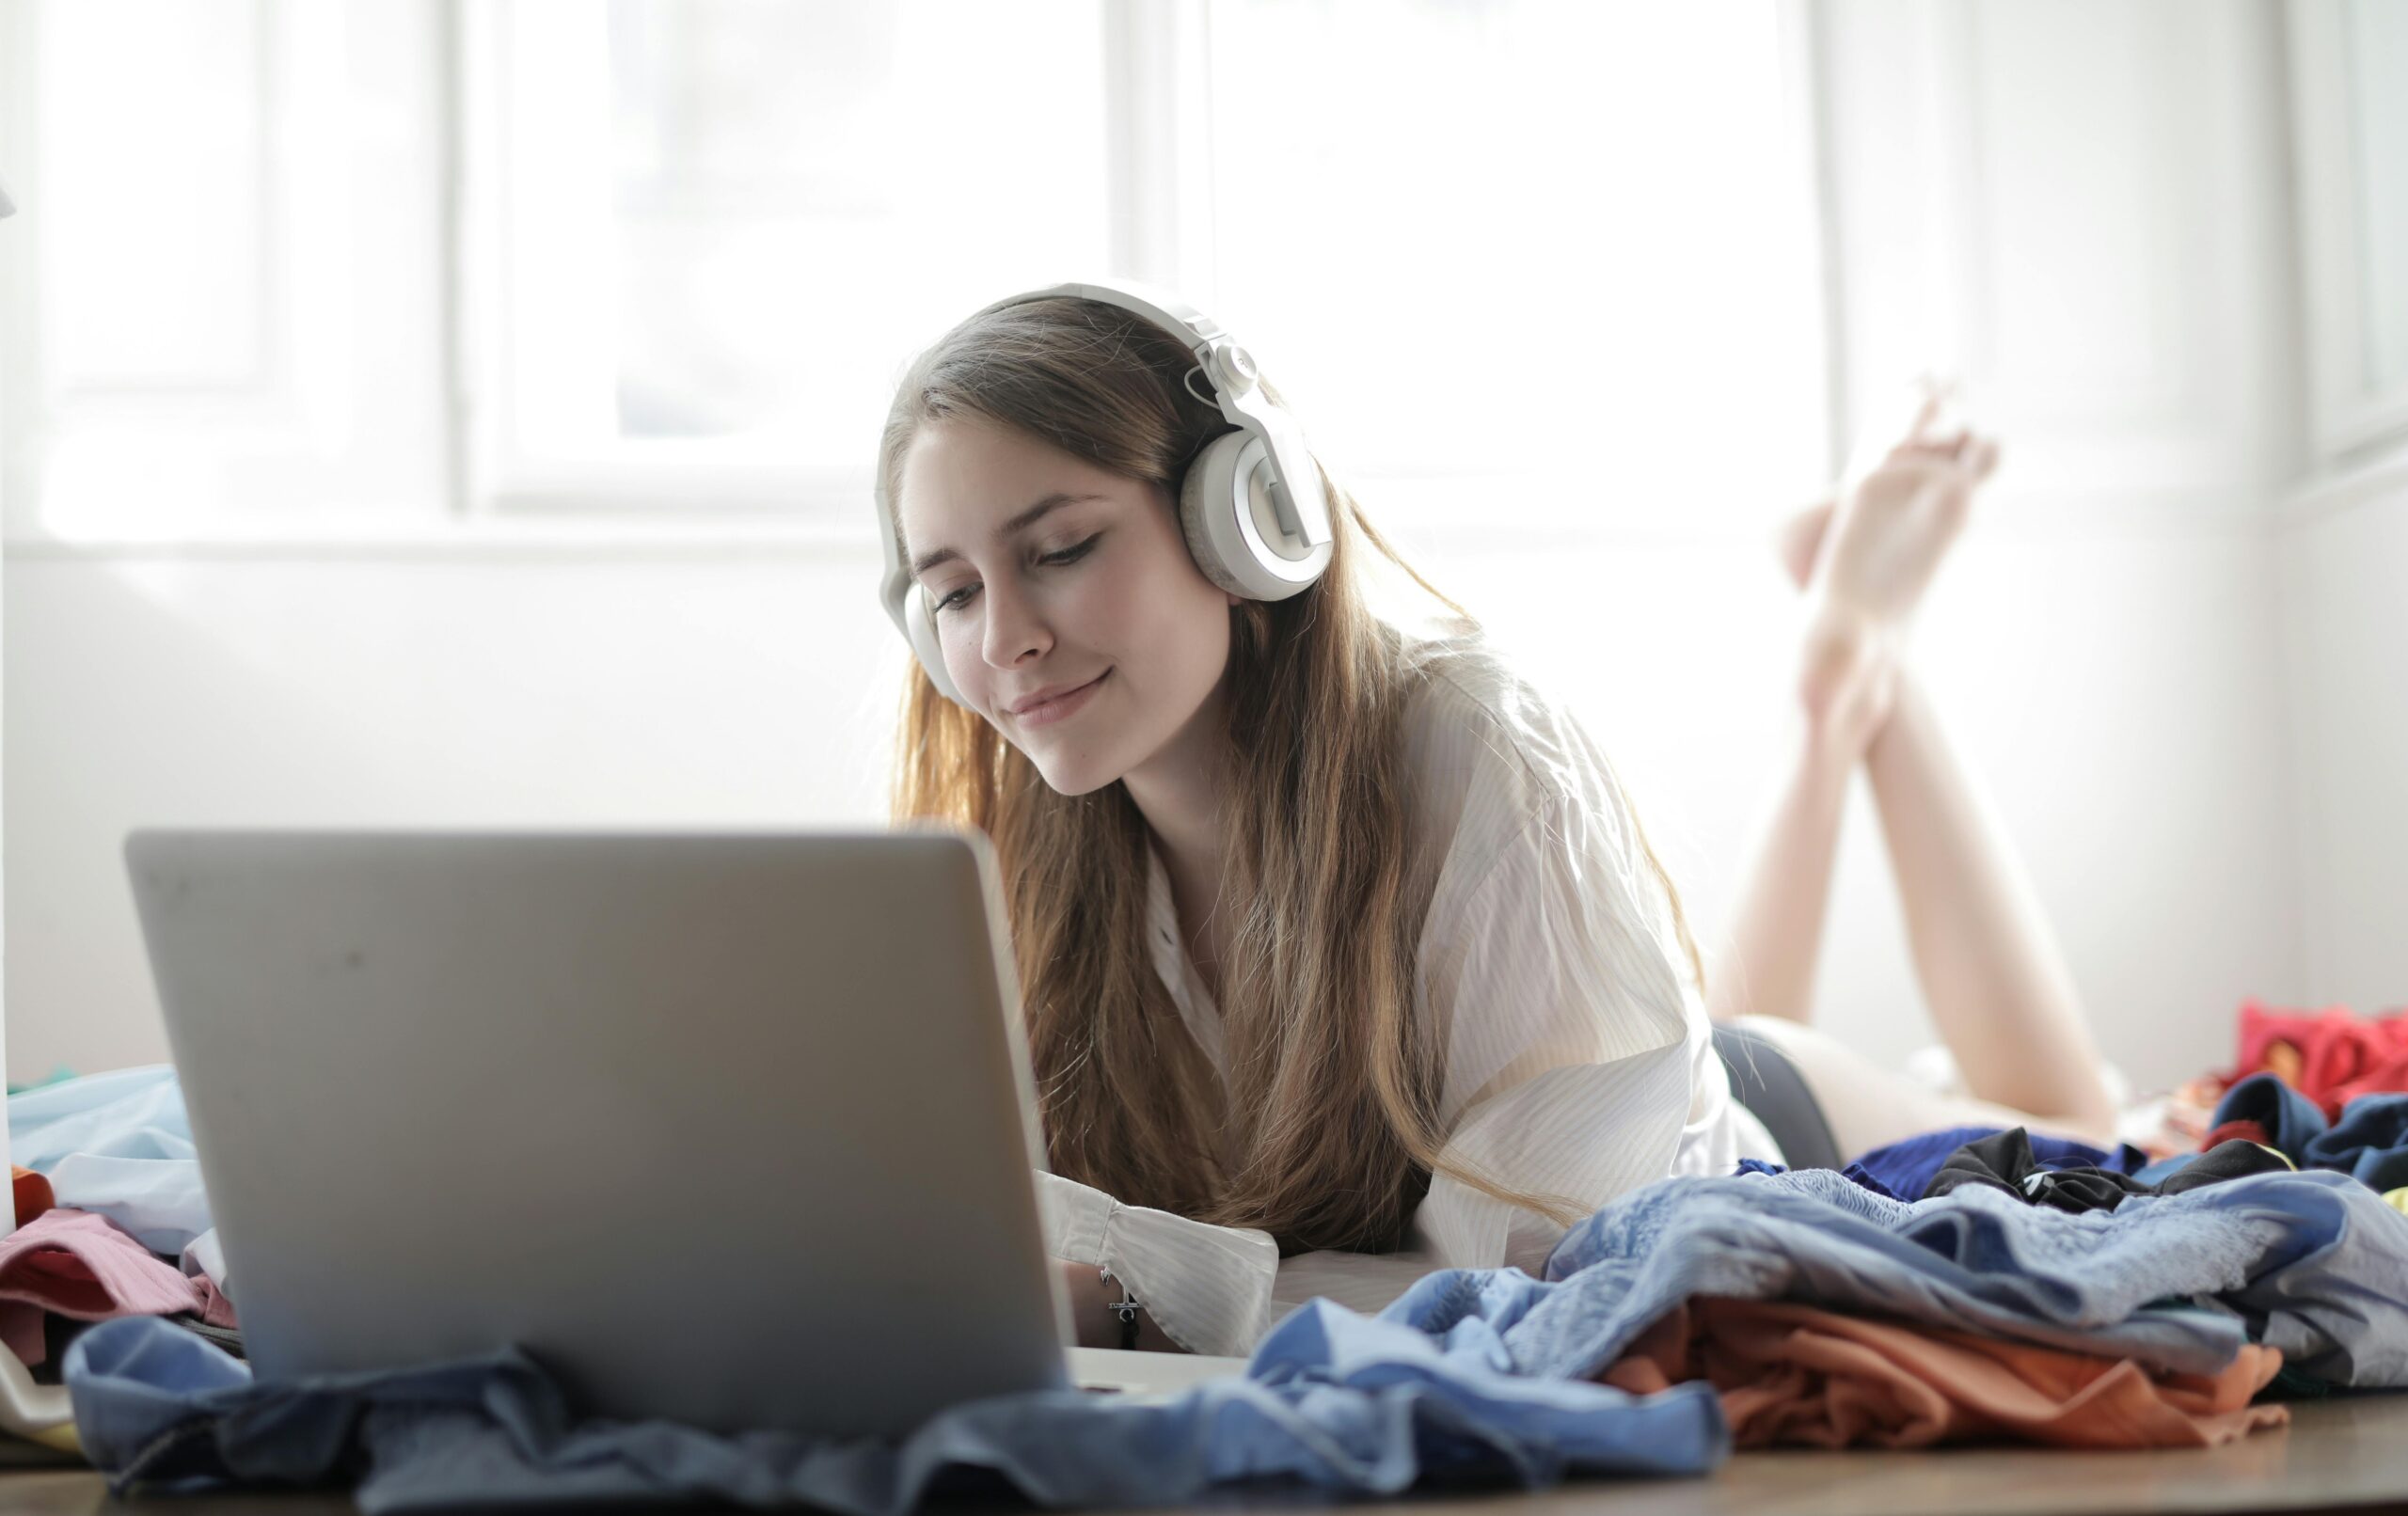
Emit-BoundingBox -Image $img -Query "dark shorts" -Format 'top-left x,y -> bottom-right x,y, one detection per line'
1711,1021 -> 1844,1171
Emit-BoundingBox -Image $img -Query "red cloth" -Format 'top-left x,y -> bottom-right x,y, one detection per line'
10,1168 -> 54,1227
2223,999 -> 2408,1119
2201,1118 -> 2273,1152
0,1208 -> 239,1366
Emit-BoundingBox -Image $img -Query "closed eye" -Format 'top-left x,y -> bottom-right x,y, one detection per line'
930,533 -> 1102,614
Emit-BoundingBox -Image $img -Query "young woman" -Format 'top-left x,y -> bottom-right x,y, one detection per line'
874,288 -> 2118,1358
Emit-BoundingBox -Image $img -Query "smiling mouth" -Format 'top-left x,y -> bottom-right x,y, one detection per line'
1014,671 -> 1108,719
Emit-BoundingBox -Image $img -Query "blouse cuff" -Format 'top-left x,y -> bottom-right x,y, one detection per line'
1034,1170 -> 1278,1358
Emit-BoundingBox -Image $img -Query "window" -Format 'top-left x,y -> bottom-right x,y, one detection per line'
0,0 -> 1828,542
2288,0 -> 2408,464
3,0 -> 449,538
465,0 -> 1117,516
1202,0 -> 1829,523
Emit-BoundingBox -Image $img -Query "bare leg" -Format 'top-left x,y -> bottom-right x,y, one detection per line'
1731,1012 -> 2112,1155
1711,382 -> 2118,1147
1702,647 -> 1875,1026
1703,486 -> 1900,1029
1860,668 -> 2116,1134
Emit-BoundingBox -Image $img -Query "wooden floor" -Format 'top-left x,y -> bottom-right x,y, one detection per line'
0,1391 -> 2400,1515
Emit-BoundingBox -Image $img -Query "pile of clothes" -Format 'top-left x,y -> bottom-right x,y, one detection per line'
2125,998 -> 2408,1174
0,1067 -> 237,1456
8,1005 -> 2408,1513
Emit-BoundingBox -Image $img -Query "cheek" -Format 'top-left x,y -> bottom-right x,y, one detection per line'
930,616 -> 998,717
1123,567 -> 1234,697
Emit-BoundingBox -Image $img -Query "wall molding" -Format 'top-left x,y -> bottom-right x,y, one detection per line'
2273,438 -> 2408,533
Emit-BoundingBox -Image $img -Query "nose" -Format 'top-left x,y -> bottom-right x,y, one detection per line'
978,575 -> 1051,675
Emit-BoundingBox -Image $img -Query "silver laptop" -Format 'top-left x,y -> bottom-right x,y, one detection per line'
123,827 -> 1248,1438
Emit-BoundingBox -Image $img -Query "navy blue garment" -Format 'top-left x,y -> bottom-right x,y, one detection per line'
2142,1072 -> 2352,1187
2304,1096 -> 2408,1193
65,1294 -> 1724,1513
1846,1125 -> 2145,1200
2213,1072 -> 2332,1160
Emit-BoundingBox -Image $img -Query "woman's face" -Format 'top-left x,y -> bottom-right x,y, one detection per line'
895,412 -> 1239,796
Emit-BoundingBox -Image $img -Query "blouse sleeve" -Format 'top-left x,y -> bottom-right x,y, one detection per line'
1402,773 -> 1702,1276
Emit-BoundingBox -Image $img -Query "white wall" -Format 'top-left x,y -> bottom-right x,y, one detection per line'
0,502 -> 2308,1094
4,0 -> 2370,1098
2275,459 -> 2408,1019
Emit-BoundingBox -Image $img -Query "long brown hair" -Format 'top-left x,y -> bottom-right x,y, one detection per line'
879,295 -> 1705,1253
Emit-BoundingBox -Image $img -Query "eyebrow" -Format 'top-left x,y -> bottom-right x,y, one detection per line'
909,492 -> 1109,578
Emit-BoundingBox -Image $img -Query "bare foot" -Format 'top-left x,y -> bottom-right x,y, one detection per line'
1790,381 -> 2002,747
1806,385 -> 1999,630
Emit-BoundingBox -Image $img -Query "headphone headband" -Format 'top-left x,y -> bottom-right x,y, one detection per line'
874,276 -> 1335,709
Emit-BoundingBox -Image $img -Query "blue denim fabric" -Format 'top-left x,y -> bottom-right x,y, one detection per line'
61,1124 -> 2408,1510
1512,1166 -> 2408,1387
2305,1097 -> 2408,1193
2187,1075 -> 2408,1194
1846,1125 -> 2145,1200
1730,1156 -> 1898,1198
65,1293 -> 1726,1513
2213,1073 -> 2333,1159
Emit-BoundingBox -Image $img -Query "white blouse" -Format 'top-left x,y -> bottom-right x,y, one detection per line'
1035,629 -> 1780,1357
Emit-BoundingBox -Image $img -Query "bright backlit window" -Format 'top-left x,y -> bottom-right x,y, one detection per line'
0,0 -> 1827,539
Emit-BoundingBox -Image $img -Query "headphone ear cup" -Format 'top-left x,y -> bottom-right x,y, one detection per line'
1178,432 -> 1274,601
1179,431 -> 1334,602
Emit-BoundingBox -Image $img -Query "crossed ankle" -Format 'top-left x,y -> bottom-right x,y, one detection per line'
1796,603 -> 1900,755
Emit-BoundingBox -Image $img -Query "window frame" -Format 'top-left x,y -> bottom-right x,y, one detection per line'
454,0 -> 1212,526
2285,0 -> 2408,469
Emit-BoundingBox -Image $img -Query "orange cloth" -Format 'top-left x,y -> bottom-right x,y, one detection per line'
10,1168 -> 54,1228
1599,1297 -> 2290,1451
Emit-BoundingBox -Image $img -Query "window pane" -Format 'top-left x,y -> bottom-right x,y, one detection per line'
21,0 -> 450,534
43,0 -> 263,389
2343,0 -> 2408,394
1206,0 -> 1826,512
494,0 -> 1111,478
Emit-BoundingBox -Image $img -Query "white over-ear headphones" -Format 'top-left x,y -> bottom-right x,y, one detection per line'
873,277 -> 1334,709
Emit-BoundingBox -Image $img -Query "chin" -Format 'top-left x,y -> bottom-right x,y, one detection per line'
1031,754 -> 1123,797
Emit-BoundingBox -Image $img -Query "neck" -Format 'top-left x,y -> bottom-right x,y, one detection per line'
1119,678 -> 1234,940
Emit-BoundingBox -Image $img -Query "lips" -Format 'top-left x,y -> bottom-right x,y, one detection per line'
1009,670 -> 1108,724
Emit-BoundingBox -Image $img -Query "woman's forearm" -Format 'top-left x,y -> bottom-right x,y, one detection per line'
1054,1256 -> 1188,1352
